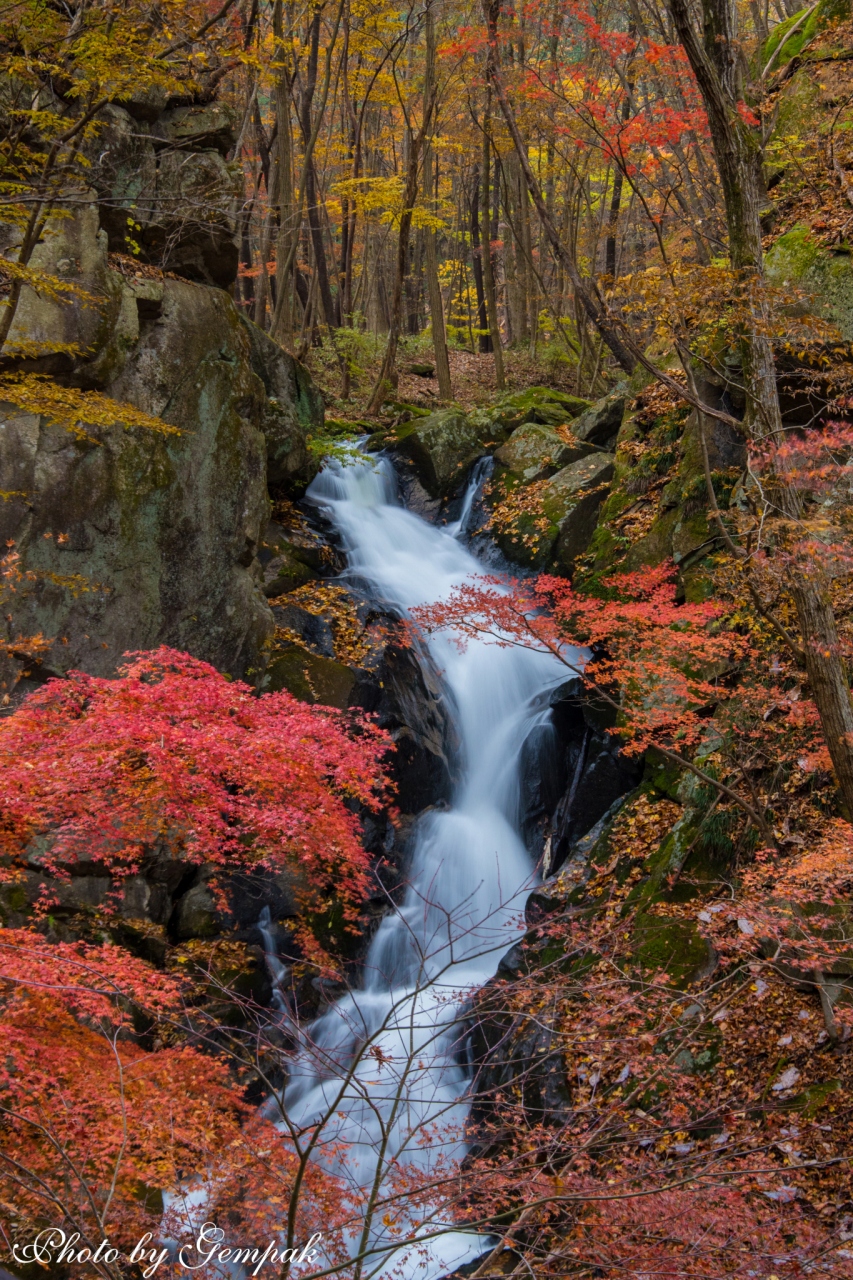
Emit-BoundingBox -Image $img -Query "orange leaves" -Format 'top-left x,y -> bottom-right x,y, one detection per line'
0,931 -> 247,1257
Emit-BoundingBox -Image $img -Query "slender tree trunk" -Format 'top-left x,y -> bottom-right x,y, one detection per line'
422,2 -> 452,397
301,11 -> 338,332
367,102 -> 434,413
271,0 -> 295,343
481,89 -> 505,389
481,0 -> 635,373
469,162 -> 491,353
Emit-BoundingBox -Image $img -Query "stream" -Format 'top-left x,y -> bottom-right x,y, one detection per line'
278,451 -> 568,1278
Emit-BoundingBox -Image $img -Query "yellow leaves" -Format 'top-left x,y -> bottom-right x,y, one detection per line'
333,175 -> 403,219
1,340 -> 85,361
0,259 -> 101,307
0,374 -> 180,441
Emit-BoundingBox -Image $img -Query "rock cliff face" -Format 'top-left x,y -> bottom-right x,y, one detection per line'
85,96 -> 242,288
1,204 -> 323,692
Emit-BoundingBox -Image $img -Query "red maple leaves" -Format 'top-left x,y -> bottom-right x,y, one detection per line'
0,647 -> 392,959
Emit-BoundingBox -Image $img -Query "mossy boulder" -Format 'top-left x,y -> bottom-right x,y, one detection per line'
265,646 -> 357,708
633,913 -> 715,986
491,386 -> 591,430
394,408 -> 499,496
548,454 -> 617,572
571,390 -> 628,447
1,193 -> 326,694
760,0 -> 843,72
239,316 -> 324,494
259,520 -> 326,597
493,421 -> 596,485
0,278 -> 278,688
493,452 -> 615,570
765,225 -> 853,340
3,199 -> 125,370
579,395 -> 745,588
80,99 -> 241,286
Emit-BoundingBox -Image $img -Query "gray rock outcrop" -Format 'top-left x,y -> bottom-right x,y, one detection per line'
1,204 -> 323,693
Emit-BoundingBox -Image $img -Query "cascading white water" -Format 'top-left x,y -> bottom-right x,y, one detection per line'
282,451 -> 568,1279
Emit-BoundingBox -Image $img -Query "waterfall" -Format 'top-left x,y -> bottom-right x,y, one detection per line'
278,451 -> 568,1279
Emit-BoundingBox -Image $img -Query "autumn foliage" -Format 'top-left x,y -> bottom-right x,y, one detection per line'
0,648 -> 391,959
413,563 -> 742,753
0,929 -> 242,1259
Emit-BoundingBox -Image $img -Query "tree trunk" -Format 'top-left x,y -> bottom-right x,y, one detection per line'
422,2 -> 453,397
301,11 -> 338,332
367,104 -> 434,413
481,90 -> 506,389
469,163 -> 491,353
271,0 -> 295,343
667,0 -> 853,816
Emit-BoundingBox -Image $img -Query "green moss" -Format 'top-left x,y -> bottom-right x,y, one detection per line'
623,507 -> 679,571
493,386 -> 591,429
264,645 -> 356,707
762,3 -> 822,69
633,914 -> 713,986
767,224 -> 824,276
0,882 -> 28,923
786,1078 -> 842,1117
643,750 -> 684,801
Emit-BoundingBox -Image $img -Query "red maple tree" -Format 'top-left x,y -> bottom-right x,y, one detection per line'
0,647 -> 392,961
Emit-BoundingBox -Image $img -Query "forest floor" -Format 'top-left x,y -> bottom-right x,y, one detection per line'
304,342 -> 604,419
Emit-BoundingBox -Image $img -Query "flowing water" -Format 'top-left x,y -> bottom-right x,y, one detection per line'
278,452 -> 568,1279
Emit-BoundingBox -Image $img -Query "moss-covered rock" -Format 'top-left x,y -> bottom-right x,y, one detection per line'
493,422 -> 596,485
579,394 -> 745,589
545,453 -> 616,569
1,194 -> 325,693
1,278 -> 278,686
766,225 -> 853,340
239,315 -> 323,494
394,408 -> 499,496
80,99 -> 241,286
491,386 -> 591,430
265,645 -> 357,708
571,390 -> 628,447
633,913 -> 715,985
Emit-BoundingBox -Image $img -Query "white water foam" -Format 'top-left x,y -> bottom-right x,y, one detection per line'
275,451 -> 568,1279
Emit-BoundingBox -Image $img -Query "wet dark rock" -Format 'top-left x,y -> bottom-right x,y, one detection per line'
547,679 -> 644,871
272,601 -> 336,657
515,676 -> 643,872
352,640 -> 459,814
517,715 -> 568,855
394,457 -> 443,522
394,408 -> 499,497
467,982 -> 572,1132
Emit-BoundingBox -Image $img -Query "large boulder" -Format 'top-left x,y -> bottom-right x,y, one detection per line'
571,390 -> 628,448
240,317 -> 323,494
493,422 -> 595,485
85,100 -> 241,287
491,386 -> 591,430
262,580 -> 459,814
547,453 -> 616,573
394,409 -> 499,497
0,206 -> 323,691
492,451 -> 615,570
765,225 -> 853,340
